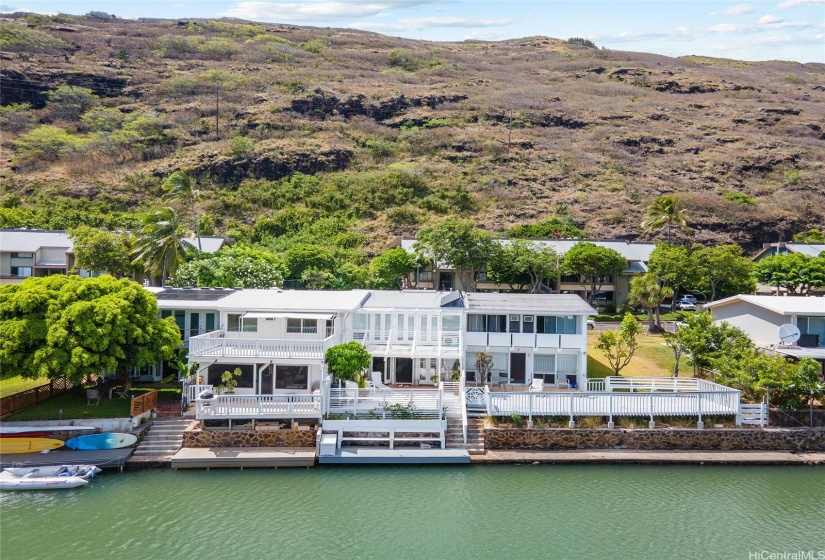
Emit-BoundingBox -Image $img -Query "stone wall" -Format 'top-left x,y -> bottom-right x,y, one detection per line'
486,427 -> 825,452
184,427 -> 316,448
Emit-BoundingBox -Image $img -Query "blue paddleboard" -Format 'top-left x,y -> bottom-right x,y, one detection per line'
65,433 -> 138,450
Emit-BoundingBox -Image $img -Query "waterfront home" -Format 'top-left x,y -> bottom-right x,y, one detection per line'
398,237 -> 655,307
705,294 -> 825,376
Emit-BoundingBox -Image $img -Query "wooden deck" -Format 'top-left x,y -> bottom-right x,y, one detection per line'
170,447 -> 315,469
0,448 -> 134,470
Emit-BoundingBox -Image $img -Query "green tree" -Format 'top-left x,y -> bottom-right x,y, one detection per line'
647,243 -> 699,300
561,242 -> 627,305
163,171 -> 202,252
694,244 -> 754,301
672,312 -> 753,376
324,341 -> 371,385
171,245 -> 286,288
132,207 -> 189,285
46,85 -> 99,120
628,273 -> 673,332
595,313 -> 642,376
368,248 -> 418,290
14,125 -> 80,160
69,226 -> 133,277
488,240 -> 559,293
508,217 -> 583,239
414,219 -> 496,292
0,275 -> 180,382
641,195 -> 689,244
752,253 -> 825,295
792,229 -> 825,243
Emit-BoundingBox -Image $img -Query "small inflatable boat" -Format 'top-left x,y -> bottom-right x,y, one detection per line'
0,470 -> 89,490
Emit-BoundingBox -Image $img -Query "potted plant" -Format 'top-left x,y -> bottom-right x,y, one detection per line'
218,367 -> 242,394
450,362 -> 460,382
430,373 -> 440,385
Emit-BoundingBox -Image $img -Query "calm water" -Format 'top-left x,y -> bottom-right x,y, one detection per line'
1,465 -> 823,560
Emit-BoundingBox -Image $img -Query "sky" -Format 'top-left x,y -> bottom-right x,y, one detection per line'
2,1 -> 823,63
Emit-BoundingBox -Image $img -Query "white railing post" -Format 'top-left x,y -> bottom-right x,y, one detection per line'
608,392 -> 614,428
649,392 -> 655,428
697,391 -> 703,429
528,392 -> 533,424
568,393 -> 575,428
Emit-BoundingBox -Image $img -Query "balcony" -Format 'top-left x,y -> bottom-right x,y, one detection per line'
348,330 -> 461,353
464,332 -> 586,350
189,331 -> 343,360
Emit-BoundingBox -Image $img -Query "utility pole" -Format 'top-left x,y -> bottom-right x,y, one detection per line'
215,80 -> 220,141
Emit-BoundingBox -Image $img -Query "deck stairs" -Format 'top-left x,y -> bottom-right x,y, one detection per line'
442,384 -> 485,455
132,418 -> 192,457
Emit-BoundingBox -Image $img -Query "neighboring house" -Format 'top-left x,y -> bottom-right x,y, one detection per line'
751,242 -> 825,295
0,229 -> 78,284
705,295 -> 825,375
182,236 -> 233,253
399,237 -> 655,307
170,288 -> 595,398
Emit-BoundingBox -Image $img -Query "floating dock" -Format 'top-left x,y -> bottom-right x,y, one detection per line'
319,446 -> 471,465
0,448 -> 134,470
170,447 -> 316,469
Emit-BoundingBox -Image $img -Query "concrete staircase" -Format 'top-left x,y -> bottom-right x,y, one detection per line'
132,418 -> 191,457
155,401 -> 182,418
445,416 -> 485,455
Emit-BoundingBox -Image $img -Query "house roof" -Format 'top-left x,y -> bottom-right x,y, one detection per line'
399,237 -> 655,266
705,295 -> 825,316
0,230 -> 73,253
785,243 -> 825,257
361,290 -> 462,310
216,289 -> 371,313
182,236 -> 230,253
463,293 -> 597,315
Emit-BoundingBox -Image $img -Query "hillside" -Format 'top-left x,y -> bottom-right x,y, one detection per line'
1,12 -> 824,253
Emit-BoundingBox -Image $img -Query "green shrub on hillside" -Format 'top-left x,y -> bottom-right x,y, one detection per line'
389,48 -> 418,71
723,191 -> 755,205
15,125 -> 82,160
228,135 -> 255,157
81,107 -> 126,132
200,37 -> 240,59
0,103 -> 35,134
0,23 -> 67,51
47,86 -> 99,121
566,37 -> 597,48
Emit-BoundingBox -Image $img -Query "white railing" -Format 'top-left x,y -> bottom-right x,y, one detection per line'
602,377 -> 731,393
485,389 -> 741,424
189,333 -> 341,359
195,394 -> 322,420
325,388 -> 443,419
586,379 -> 606,392
187,384 -> 215,404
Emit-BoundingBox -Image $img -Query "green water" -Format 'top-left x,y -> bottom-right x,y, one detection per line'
1,465 -> 823,560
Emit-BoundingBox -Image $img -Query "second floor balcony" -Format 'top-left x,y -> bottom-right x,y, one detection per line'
189,330 -> 344,360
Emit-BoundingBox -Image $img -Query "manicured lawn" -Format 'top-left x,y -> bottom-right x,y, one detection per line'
4,386 -> 182,421
587,332 -> 687,378
0,376 -> 50,398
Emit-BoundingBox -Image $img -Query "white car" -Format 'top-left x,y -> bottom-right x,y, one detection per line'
678,301 -> 697,311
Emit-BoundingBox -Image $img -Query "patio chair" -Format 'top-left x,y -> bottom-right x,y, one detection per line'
369,371 -> 390,392
528,378 -> 544,392
114,379 -> 132,399
86,389 -> 102,405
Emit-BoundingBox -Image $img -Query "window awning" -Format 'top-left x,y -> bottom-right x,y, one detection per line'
242,312 -> 334,320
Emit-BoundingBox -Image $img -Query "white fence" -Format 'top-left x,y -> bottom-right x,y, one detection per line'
325,387 -> 443,419
189,332 -> 342,359
195,394 -> 322,420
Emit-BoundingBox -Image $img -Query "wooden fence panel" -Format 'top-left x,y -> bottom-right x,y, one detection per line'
130,390 -> 158,417
0,376 -> 100,416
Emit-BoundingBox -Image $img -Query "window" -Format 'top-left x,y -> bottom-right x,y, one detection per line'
467,314 -> 486,332
537,316 -> 578,335
488,315 -> 507,333
242,318 -> 258,333
475,271 -> 490,282
418,271 -> 433,282
205,313 -> 216,332
533,354 -> 556,384
353,314 -> 367,330
287,318 -> 317,333
275,365 -> 308,390
509,315 -> 521,333
227,314 -> 242,332
11,252 -> 33,259
438,272 -> 453,290
523,315 -> 534,333
557,354 -> 578,374
10,266 -> 32,277
442,314 -> 460,332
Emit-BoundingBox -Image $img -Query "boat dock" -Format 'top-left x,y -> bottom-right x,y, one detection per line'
170,447 -> 316,469
0,448 -> 134,470
319,447 -> 470,465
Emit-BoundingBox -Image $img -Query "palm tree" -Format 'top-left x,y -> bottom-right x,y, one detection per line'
163,171 -> 202,252
641,195 -> 689,244
132,207 -> 188,285
628,273 -> 674,333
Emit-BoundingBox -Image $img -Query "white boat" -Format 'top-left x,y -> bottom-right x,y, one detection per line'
3,464 -> 101,479
0,471 -> 89,490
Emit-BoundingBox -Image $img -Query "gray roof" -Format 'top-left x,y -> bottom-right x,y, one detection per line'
0,230 -> 73,253
463,293 -> 596,315
182,237 -> 229,253
361,290 -> 462,310
785,244 -> 825,257
217,289 -> 371,313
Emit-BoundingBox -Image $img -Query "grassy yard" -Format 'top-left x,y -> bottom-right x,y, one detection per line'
4,386 -> 181,421
587,332 -> 686,379
0,376 -> 51,398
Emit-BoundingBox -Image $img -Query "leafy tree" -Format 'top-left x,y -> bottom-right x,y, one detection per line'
46,85 -> 99,120
474,351 -> 494,384
712,351 -> 821,408
14,125 -> 80,160
641,195 -> 689,244
69,226 -> 133,277
792,229 -> 825,243
132,207 -> 189,285
414,219 -> 496,292
628,273 -> 673,332
388,48 -> 418,71
694,244 -> 754,301
647,243 -> 699,300
163,171 -> 202,252
324,341 -> 371,385
284,244 -> 338,282
368,248 -> 418,290
595,313 -> 641,376
508,217 -> 583,239
487,240 -> 559,293
567,37 -> 597,48
672,312 -> 753,376
752,253 -> 825,295
171,245 -> 286,289
0,275 -> 180,382
561,242 -> 627,305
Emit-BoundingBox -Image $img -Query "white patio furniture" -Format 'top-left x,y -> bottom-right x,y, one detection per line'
528,378 -> 544,392
369,371 -> 390,392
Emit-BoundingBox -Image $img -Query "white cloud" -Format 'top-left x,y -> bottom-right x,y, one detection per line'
599,27 -> 697,43
221,1 -> 436,22
723,4 -> 755,15
464,30 -> 508,41
352,16 -> 513,33
758,14 -> 783,24
778,0 -> 825,9
709,18 -> 811,32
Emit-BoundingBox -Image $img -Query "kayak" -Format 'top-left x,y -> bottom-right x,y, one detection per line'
0,437 -> 64,455
65,433 -> 137,450
3,465 -> 101,479
0,470 -> 88,490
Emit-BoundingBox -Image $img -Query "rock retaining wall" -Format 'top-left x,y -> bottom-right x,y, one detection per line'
184,427 -> 316,448
486,427 -> 825,452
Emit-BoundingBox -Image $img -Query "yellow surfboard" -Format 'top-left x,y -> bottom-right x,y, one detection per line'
0,437 -> 64,455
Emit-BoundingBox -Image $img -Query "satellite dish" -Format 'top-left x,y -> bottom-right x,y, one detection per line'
778,324 -> 801,345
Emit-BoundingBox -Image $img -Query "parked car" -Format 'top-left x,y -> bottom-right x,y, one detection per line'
587,320 -> 595,330
678,301 -> 697,311
679,294 -> 698,305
